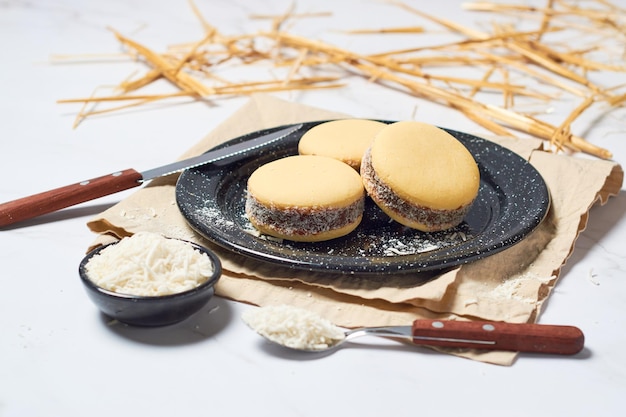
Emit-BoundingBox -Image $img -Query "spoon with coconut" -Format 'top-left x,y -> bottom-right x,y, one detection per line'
242,305 -> 584,355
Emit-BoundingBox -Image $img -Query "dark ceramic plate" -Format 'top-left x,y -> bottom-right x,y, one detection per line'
175,121 -> 550,275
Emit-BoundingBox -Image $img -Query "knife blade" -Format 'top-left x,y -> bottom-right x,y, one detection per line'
0,124 -> 302,227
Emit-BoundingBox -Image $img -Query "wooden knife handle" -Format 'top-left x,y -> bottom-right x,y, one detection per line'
412,319 -> 585,355
0,169 -> 142,227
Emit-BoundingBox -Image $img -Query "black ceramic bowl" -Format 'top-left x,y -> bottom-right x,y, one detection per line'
79,239 -> 222,327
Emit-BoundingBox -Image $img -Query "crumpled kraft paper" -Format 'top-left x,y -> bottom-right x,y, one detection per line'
87,94 -> 623,365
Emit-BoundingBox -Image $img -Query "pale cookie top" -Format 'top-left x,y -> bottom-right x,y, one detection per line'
247,155 -> 364,209
370,121 -> 480,210
298,119 -> 387,169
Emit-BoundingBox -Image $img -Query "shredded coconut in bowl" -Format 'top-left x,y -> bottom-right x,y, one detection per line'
85,232 -> 214,296
242,305 -> 345,350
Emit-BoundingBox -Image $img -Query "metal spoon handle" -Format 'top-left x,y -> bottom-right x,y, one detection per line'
412,319 -> 584,355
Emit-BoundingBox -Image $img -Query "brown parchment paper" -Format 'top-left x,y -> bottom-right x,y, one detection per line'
87,94 -> 623,365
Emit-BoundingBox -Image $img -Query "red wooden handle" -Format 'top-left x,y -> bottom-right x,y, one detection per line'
412,319 -> 585,355
0,169 -> 143,227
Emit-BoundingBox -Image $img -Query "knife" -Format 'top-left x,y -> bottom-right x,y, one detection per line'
0,124 -> 302,227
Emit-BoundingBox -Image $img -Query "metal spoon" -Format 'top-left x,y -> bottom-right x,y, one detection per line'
250,318 -> 585,355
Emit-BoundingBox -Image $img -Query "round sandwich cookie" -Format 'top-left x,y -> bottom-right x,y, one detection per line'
361,121 -> 480,232
298,119 -> 387,170
245,155 -> 365,242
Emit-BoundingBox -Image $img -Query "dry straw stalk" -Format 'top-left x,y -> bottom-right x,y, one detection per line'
57,0 -> 625,159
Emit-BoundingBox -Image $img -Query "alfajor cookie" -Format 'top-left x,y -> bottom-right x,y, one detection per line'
245,155 -> 365,242
360,121 -> 480,232
298,119 -> 387,170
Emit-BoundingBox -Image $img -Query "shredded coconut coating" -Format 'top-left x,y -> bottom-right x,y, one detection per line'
361,148 -> 472,231
242,305 -> 345,350
85,232 -> 214,296
245,193 -> 364,240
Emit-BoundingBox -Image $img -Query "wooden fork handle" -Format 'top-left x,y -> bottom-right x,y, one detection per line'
412,319 -> 585,355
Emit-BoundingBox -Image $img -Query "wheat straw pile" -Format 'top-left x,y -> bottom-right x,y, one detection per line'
58,0 -> 626,159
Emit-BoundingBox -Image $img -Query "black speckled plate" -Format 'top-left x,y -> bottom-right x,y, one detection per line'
176,121 -> 550,275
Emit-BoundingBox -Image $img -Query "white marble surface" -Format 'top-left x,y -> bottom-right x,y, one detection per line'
1,1 -> 625,416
